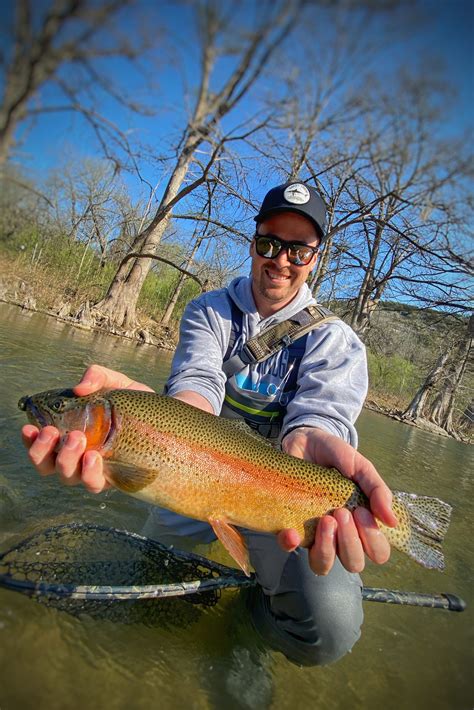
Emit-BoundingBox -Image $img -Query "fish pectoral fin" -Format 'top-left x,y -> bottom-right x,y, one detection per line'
103,460 -> 158,494
209,518 -> 251,577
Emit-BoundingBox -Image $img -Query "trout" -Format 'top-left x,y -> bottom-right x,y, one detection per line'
19,388 -> 452,575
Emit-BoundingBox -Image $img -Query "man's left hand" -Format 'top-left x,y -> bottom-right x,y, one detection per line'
279,427 -> 397,575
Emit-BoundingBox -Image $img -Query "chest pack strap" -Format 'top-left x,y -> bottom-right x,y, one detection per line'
222,304 -> 338,378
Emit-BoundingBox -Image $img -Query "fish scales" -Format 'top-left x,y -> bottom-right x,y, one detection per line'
106,391 -> 358,540
19,388 -> 453,575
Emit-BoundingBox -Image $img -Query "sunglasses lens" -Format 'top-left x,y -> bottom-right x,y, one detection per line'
255,235 -> 315,265
287,246 -> 313,265
255,237 -> 281,259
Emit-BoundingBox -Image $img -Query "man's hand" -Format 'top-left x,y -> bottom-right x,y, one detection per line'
279,427 -> 397,576
21,365 -> 153,494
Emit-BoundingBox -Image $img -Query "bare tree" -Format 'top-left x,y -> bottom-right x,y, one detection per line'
308,72 -> 472,333
427,315 -> 473,434
459,399 -> 474,435
160,181 -> 217,326
402,347 -> 454,421
91,1 -> 301,330
46,156 -> 135,263
0,0 -> 151,168
402,315 -> 473,438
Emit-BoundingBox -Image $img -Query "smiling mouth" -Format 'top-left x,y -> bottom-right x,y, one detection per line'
264,268 -> 290,282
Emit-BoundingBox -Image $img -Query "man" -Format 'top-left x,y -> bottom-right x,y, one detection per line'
22,181 -> 396,667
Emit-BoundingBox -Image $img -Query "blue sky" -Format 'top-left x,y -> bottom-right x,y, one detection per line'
415,0 -> 473,127
3,0 -> 472,182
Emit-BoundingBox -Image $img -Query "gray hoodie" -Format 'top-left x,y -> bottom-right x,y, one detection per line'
165,276 -> 368,447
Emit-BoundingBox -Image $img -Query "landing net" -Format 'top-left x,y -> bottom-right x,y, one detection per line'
0,523 -> 255,624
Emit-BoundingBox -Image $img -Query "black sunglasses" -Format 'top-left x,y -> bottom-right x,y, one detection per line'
254,233 -> 319,266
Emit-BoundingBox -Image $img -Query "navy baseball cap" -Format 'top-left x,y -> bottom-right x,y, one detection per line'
254,182 -> 327,243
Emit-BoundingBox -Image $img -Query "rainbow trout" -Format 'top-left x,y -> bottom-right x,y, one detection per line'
19,388 -> 452,575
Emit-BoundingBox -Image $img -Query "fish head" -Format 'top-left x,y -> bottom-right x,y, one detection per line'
19,388 -> 112,450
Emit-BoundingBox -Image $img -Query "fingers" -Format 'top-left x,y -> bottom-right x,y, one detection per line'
332,507 -> 390,574
24,425 -> 61,476
277,528 -> 301,552
22,424 -> 108,494
279,429 -> 394,575
55,431 -> 87,485
279,509 -> 389,578
352,455 -> 397,528
22,424 -> 40,448
74,364 -> 154,396
308,516 -> 336,575
369,484 -> 398,528
333,508 -> 365,573
81,450 -> 109,493
353,507 -> 391,565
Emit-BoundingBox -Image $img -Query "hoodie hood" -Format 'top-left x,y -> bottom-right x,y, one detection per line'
227,276 -> 316,326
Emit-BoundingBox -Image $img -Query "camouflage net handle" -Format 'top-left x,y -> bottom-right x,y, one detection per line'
0,524 -> 466,612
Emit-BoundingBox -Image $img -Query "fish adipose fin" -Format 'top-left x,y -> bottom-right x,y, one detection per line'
393,491 -> 452,571
209,519 -> 251,577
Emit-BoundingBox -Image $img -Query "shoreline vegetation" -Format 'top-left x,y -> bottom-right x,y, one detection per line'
1,251 -> 470,445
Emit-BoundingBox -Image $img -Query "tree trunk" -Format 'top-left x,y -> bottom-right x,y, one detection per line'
427,321 -> 472,433
460,398 -> 474,433
350,223 -> 383,334
93,151 -> 193,329
402,348 -> 452,421
309,210 -> 335,299
161,235 -> 203,326
309,234 -> 333,298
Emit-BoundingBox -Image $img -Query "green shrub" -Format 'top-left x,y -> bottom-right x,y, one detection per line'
367,350 -> 422,397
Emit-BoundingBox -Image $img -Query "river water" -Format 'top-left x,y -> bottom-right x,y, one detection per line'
0,302 -> 472,710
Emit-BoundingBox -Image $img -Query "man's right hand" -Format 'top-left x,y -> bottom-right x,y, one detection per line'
21,364 -> 153,494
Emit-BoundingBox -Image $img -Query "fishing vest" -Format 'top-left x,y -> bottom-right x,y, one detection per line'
221,301 -> 338,440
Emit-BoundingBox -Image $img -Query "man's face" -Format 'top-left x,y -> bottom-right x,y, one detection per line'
250,211 -> 320,316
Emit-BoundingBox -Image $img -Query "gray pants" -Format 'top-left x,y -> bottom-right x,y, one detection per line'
142,508 -> 364,667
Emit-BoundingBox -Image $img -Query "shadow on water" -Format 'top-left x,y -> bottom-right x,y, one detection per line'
0,303 -> 473,710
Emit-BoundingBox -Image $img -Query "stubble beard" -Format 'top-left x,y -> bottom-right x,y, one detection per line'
255,269 -> 298,305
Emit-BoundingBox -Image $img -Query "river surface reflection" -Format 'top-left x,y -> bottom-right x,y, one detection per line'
0,303 -> 472,710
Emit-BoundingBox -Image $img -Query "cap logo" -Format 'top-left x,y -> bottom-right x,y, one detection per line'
283,183 -> 310,205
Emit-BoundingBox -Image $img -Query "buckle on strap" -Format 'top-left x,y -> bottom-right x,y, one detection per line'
240,342 -> 259,364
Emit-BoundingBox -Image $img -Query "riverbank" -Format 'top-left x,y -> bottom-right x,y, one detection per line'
1,276 -> 468,444
0,262 -> 176,351
363,398 -> 455,439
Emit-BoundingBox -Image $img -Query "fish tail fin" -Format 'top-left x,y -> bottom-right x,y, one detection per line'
390,491 -> 452,571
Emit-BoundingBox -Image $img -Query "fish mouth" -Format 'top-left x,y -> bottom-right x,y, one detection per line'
18,396 -> 53,427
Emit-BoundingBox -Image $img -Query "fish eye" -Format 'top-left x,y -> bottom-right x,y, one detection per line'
51,399 -> 65,412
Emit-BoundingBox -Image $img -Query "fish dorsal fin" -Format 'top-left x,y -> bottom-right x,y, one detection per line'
209,518 -> 251,577
226,419 -> 276,448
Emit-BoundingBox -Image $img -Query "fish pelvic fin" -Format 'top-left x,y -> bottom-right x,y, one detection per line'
209,519 -> 251,577
389,491 -> 452,571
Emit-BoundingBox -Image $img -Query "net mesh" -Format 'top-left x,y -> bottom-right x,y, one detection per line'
0,524 -> 254,625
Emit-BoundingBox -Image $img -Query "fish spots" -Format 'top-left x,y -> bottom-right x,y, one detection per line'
22,388 -> 452,569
